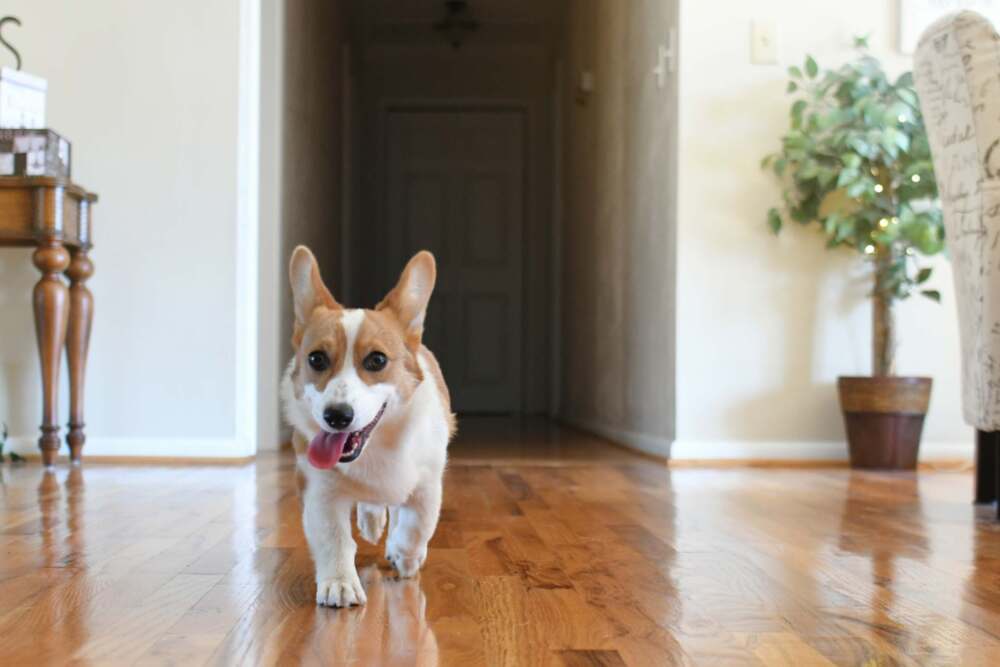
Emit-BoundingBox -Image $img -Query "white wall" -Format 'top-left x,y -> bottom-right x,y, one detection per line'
675,0 -> 971,459
258,0 -> 284,451
0,0 -> 259,458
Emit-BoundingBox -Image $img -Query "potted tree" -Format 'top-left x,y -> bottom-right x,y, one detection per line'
762,38 -> 945,469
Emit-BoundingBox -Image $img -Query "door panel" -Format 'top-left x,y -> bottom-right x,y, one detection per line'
463,175 -> 508,266
385,109 -> 524,412
404,174 -> 449,262
464,294 -> 509,382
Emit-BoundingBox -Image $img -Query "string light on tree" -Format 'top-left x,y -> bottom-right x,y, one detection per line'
874,184 -> 884,193
865,244 -> 876,255
911,174 -> 921,183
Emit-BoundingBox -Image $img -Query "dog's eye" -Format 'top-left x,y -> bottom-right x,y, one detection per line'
363,351 -> 388,372
307,350 -> 330,372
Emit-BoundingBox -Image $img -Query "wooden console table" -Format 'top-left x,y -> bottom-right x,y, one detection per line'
0,177 -> 97,466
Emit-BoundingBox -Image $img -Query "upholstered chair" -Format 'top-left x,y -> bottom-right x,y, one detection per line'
915,11 -> 1000,512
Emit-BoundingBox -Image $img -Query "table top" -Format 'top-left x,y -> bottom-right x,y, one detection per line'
0,176 -> 98,249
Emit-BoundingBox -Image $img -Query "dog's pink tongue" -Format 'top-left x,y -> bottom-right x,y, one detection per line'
307,431 -> 348,469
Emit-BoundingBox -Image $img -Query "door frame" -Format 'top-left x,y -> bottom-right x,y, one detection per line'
370,98 -> 546,414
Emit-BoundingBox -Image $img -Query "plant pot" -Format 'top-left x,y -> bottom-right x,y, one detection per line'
837,376 -> 932,470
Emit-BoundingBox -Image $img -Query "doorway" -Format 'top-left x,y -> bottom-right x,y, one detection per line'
265,0 -> 679,451
345,8 -> 558,418
380,107 -> 526,412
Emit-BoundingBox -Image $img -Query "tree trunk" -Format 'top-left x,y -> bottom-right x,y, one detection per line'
873,249 -> 896,377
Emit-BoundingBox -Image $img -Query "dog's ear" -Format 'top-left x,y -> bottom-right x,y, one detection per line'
289,246 -> 339,336
377,251 -> 436,351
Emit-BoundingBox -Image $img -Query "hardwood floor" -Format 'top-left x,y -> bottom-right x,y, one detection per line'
1,419 -> 999,665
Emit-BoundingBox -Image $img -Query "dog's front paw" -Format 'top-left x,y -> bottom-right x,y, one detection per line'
385,544 -> 426,578
356,503 -> 387,545
316,571 -> 367,608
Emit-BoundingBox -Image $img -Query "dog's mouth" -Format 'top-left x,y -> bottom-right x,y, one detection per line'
307,403 -> 387,469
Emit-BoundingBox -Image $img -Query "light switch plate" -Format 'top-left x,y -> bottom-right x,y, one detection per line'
750,21 -> 778,65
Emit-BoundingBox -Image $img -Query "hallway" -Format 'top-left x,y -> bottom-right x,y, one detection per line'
1,420 -> 996,665
265,0 -> 679,449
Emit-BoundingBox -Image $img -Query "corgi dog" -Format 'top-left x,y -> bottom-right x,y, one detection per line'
281,246 -> 455,607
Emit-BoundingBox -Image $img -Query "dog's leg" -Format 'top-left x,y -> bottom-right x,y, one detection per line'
303,483 -> 365,607
356,502 -> 387,544
385,477 -> 442,578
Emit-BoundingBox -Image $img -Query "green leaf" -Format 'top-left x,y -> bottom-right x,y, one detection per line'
790,206 -> 811,223
787,80 -> 798,93
783,131 -> 807,147
799,160 -> 820,179
921,289 -> 941,303
767,208 -> 782,234
788,65 -> 803,79
848,136 -> 875,159
854,35 -> 870,49
817,168 -> 837,188
790,100 -> 807,129
805,55 -> 818,79
908,223 -> 945,255
894,131 -> 910,153
834,217 -> 856,242
917,267 -> 932,284
846,180 -> 868,198
896,87 -> 918,108
836,168 -> 859,188
841,153 -> 862,169
823,213 -> 841,236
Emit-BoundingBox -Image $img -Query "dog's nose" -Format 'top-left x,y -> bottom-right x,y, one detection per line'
323,404 -> 354,430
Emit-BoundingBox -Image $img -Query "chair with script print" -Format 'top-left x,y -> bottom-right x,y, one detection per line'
915,11 -> 1000,516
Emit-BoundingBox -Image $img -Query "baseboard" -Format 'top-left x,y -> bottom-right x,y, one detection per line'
670,439 -> 974,462
670,439 -> 842,461
560,417 -> 974,463
6,435 -> 255,459
559,416 -> 672,458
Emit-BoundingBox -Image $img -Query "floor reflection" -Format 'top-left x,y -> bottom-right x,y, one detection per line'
836,471 -> 930,658
2,429 -> 997,664
298,564 -> 440,665
0,465 -> 95,662
960,499 -> 1000,663
37,468 -> 61,567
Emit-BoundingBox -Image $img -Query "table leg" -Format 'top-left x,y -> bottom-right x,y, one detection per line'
32,240 -> 71,468
66,248 -> 94,463
993,440 -> 1000,521
976,430 -> 998,505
